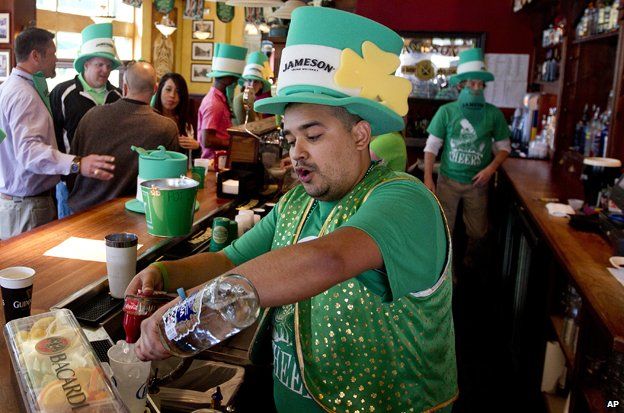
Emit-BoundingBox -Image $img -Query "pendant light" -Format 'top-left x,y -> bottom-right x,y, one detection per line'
269,0 -> 307,19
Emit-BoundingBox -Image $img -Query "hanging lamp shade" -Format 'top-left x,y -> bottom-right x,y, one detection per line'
269,0 -> 307,19
225,0 -> 284,7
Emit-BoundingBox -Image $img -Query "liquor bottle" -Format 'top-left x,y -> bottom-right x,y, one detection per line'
211,386 -> 223,410
610,0 -> 620,31
158,274 -> 260,357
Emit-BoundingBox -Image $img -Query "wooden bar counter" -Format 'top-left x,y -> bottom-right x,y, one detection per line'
0,174 -> 232,411
501,158 -> 624,351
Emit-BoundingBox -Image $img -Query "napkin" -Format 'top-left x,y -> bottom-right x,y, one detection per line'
607,267 -> 624,288
545,202 -> 576,217
44,237 -> 143,262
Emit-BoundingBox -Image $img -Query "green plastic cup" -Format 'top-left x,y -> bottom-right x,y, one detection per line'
191,166 -> 206,189
141,178 -> 199,237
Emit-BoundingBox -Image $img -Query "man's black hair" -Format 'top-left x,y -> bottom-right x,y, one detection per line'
14,28 -> 54,63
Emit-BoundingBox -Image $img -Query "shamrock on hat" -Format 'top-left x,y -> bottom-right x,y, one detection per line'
254,7 -> 412,136
74,23 -> 122,73
449,47 -> 494,86
240,51 -> 272,93
207,43 -> 248,79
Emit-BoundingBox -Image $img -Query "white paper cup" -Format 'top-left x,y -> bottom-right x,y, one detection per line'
105,233 -> 138,299
0,266 -> 35,322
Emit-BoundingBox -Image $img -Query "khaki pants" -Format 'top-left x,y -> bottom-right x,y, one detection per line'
0,195 -> 56,240
436,174 -> 488,240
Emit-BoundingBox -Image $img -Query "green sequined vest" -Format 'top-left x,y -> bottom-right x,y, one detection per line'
251,163 -> 458,412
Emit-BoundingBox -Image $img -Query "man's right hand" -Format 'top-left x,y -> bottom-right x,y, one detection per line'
80,154 -> 115,180
424,175 -> 436,193
125,264 -> 164,297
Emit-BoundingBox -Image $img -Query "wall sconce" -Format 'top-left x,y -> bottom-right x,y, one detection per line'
155,14 -> 177,38
226,0 -> 284,7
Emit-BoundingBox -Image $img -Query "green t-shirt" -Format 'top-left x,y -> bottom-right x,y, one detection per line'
370,132 -> 407,172
224,178 -> 448,412
78,73 -> 108,106
427,101 -> 510,183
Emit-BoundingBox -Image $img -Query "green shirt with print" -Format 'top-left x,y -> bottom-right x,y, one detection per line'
223,176 -> 448,413
370,131 -> 407,171
427,101 -> 510,184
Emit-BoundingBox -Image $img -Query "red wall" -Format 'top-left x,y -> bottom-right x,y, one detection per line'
356,0 -> 535,55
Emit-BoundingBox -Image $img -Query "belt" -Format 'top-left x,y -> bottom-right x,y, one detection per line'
0,188 -> 54,202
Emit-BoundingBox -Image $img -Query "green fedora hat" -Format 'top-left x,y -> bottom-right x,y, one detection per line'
254,7 -> 411,136
240,51 -> 272,93
449,47 -> 494,86
207,43 -> 248,79
74,23 -> 122,73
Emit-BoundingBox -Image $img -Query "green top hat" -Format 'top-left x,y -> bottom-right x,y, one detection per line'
449,48 -> 494,86
207,43 -> 248,79
74,23 -> 122,73
240,51 -> 272,93
254,7 -> 411,136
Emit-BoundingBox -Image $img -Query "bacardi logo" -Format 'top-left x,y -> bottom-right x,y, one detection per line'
36,336 -> 70,355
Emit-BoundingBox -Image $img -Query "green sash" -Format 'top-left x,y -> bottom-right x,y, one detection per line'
32,71 -> 52,116
250,163 -> 458,412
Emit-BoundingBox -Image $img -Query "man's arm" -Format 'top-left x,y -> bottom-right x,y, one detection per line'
423,134 -> 443,192
200,129 -> 230,149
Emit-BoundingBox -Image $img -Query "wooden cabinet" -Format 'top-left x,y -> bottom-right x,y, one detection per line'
0,0 -> 35,76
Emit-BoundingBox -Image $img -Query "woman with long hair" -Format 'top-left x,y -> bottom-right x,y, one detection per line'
154,72 -> 200,151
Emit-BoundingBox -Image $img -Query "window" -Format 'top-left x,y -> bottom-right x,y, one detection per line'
37,0 -> 140,90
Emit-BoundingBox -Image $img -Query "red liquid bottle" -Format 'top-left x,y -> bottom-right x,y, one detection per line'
123,291 -> 173,343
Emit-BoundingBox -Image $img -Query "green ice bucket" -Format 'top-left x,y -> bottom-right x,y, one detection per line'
141,178 -> 199,237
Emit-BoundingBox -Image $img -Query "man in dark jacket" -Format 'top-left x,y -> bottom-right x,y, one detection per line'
50,22 -> 122,217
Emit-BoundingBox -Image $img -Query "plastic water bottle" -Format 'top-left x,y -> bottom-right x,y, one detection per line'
158,274 -> 260,357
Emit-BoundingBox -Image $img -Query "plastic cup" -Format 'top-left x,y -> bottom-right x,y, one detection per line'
107,341 -> 151,413
105,233 -> 138,299
0,266 -> 35,322
191,166 -> 206,189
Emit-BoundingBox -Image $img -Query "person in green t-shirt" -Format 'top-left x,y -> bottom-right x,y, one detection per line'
127,8 -> 457,413
424,48 -> 511,268
370,131 -> 407,171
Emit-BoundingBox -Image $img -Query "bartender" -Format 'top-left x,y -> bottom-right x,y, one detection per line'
233,51 -> 273,125
197,43 -> 247,159
128,7 -> 457,413
423,47 -> 511,270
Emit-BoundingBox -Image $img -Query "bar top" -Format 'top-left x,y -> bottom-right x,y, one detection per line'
0,174 -> 230,410
501,158 -> 624,352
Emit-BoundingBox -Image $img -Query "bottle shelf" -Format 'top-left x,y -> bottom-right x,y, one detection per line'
573,31 -> 619,45
550,314 -> 576,368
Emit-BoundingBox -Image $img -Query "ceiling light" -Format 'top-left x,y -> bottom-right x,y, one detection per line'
226,0 -> 284,7
269,0 -> 307,19
193,31 -> 211,40
155,14 -> 177,38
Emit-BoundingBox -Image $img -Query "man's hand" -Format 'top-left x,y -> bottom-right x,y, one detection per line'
178,135 -> 200,150
135,301 -> 176,361
80,154 -> 115,180
125,264 -> 164,297
472,166 -> 495,187
424,175 -> 436,192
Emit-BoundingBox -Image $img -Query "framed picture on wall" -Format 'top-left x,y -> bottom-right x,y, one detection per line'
192,20 -> 214,39
192,42 -> 213,61
0,13 -> 9,44
0,50 -> 10,81
191,63 -> 212,83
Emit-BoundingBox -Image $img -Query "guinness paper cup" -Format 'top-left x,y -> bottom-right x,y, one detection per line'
0,266 -> 35,322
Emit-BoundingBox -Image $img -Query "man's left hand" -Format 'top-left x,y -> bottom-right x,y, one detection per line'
135,299 -> 177,361
472,166 -> 494,187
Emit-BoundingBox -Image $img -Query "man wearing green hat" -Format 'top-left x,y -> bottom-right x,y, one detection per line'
197,43 -> 247,159
424,47 -> 511,269
233,51 -> 273,125
0,28 -> 114,240
129,7 -> 457,413
50,23 -> 122,217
